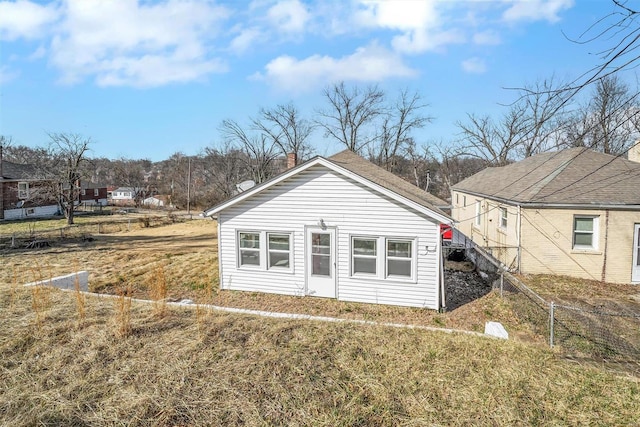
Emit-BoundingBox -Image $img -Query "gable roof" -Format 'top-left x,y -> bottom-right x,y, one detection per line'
204,149 -> 451,223
453,147 -> 640,206
1,160 -> 38,180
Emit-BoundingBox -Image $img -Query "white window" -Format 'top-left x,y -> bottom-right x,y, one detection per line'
238,232 -> 260,266
500,207 -> 508,228
455,193 -> 459,205
475,200 -> 482,227
351,236 -> 415,280
463,195 -> 466,207
268,233 -> 291,269
573,216 -> 598,250
94,188 -> 99,196
352,238 -> 377,275
387,240 -> 412,278
81,189 -> 86,196
18,182 -> 29,199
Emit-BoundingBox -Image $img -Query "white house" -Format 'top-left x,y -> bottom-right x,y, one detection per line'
204,150 -> 452,310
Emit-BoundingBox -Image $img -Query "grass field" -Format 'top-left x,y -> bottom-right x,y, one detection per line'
2,217 -> 640,425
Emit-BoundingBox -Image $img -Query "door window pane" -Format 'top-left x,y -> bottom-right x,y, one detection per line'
311,233 -> 331,276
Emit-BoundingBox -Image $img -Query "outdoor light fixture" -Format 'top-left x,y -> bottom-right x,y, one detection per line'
319,218 -> 326,229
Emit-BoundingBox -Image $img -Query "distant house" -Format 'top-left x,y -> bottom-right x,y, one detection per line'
0,159 -> 59,220
204,150 -> 452,310
79,183 -> 108,207
110,187 -> 137,206
452,146 -> 640,284
142,195 -> 168,208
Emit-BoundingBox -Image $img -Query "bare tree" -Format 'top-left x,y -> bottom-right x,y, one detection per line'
559,75 -> 640,154
317,82 -> 386,154
369,89 -> 433,171
45,133 -> 93,225
219,119 -> 280,184
252,103 -> 314,164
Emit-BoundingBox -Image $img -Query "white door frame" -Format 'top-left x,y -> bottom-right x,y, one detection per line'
632,223 -> 640,283
305,226 -> 337,298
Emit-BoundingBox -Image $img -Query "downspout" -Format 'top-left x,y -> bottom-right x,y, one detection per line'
0,144 -> 4,220
601,210 -> 610,282
516,205 -> 522,272
217,215 -> 224,290
439,231 -> 446,311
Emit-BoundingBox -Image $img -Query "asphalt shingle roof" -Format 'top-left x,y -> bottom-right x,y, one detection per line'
327,149 -> 449,215
453,148 -> 640,205
0,160 -> 38,180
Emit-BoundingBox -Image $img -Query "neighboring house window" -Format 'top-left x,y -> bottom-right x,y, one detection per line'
268,233 -> 291,269
500,207 -> 508,228
463,195 -> 466,207
352,238 -> 377,274
81,189 -> 86,196
94,188 -> 99,196
18,182 -> 29,199
239,232 -> 260,266
573,216 -> 598,250
351,236 -> 415,280
387,240 -> 412,277
475,201 -> 482,227
455,193 -> 459,205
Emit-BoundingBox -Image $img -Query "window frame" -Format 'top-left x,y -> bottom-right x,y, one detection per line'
17,182 -> 29,199
94,188 -> 99,196
499,207 -> 508,229
572,216 -> 599,251
350,235 -> 416,282
351,237 -> 378,276
238,231 -> 261,268
267,232 -> 292,270
386,239 -> 414,279
475,200 -> 482,227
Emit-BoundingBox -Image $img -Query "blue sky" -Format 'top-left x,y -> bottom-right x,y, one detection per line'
0,0 -> 627,161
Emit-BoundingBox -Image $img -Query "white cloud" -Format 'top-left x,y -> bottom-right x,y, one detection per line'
354,0 -> 464,53
49,0 -> 231,87
473,30 -> 501,45
0,65 -> 19,85
0,0 -> 59,41
502,0 -> 574,23
267,0 -> 310,33
253,43 -> 416,93
229,27 -> 263,54
28,45 -> 47,60
461,57 -> 487,74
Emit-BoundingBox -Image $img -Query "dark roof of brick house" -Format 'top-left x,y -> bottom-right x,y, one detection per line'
0,160 -> 38,180
453,148 -> 640,205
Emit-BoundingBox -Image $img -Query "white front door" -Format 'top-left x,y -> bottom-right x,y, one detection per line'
306,227 -> 336,298
633,224 -> 640,283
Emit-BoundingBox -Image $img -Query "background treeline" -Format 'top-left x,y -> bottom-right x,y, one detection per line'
2,74 -> 640,211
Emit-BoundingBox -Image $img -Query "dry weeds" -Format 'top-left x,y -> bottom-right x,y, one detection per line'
1,286 -> 639,426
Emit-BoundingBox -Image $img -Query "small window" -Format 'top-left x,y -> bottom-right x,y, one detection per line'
455,193 -> 459,205
268,233 -> 290,269
81,189 -> 86,196
352,238 -> 377,274
500,207 -> 508,228
573,216 -> 598,250
463,195 -> 466,207
239,232 -> 260,266
94,188 -> 99,196
18,182 -> 29,199
387,240 -> 412,277
475,201 -> 482,226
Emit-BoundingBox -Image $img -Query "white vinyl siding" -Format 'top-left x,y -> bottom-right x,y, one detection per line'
218,165 -> 441,309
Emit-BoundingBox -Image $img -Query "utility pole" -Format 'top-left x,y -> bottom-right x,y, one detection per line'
187,157 -> 191,215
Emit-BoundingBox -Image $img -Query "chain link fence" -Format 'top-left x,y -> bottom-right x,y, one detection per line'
498,270 -> 640,361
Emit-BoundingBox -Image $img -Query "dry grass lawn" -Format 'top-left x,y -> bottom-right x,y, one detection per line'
2,218 -> 640,425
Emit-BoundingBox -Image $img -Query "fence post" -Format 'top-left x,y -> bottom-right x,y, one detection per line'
128,219 -> 131,231
549,301 -> 555,348
500,273 -> 504,297
11,233 -> 16,248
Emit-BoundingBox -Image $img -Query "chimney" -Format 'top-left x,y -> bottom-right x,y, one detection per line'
287,152 -> 297,169
629,140 -> 640,163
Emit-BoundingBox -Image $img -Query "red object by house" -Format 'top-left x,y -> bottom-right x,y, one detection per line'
440,224 -> 452,241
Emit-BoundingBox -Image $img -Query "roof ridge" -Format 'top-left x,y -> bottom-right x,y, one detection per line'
525,149 -> 580,200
